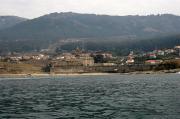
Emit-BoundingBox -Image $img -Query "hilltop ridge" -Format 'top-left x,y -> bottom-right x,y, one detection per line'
0,16 -> 27,30
0,12 -> 180,53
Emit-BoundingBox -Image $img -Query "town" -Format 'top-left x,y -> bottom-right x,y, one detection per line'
0,45 -> 180,74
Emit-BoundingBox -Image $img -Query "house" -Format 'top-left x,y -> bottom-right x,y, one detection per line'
164,49 -> 176,54
145,60 -> 163,65
126,58 -> 134,64
52,52 -> 94,67
148,53 -> 157,59
102,63 -> 116,66
7,55 -> 22,62
22,55 -> 31,60
55,53 -> 76,60
31,54 -> 49,60
157,50 -> 165,56
174,46 -> 180,56
126,51 -> 134,64
80,56 -> 94,66
101,52 -> 113,59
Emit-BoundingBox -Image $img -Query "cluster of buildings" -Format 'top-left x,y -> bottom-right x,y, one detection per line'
51,47 -> 115,67
0,45 -> 180,73
125,45 -> 180,65
0,53 -> 49,62
52,53 -> 94,67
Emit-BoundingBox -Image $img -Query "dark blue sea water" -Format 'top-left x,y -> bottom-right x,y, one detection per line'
0,74 -> 180,119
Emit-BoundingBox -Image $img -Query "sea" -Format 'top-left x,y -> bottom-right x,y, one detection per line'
0,74 -> 180,119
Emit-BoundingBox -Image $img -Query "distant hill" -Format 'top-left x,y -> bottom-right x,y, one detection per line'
0,12 -> 180,53
0,16 -> 27,30
1,12 -> 180,41
60,35 -> 180,55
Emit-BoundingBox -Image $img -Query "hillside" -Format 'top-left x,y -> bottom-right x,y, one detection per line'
0,12 -> 180,53
60,35 -> 180,55
1,12 -> 180,41
0,16 -> 27,30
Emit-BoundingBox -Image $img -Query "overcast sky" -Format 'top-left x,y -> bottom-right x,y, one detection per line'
0,0 -> 180,18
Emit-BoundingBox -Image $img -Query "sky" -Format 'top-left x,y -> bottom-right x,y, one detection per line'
0,0 -> 180,18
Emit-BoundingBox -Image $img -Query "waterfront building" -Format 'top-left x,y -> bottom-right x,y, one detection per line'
145,60 -> 163,65
126,51 -> 135,64
79,56 -> 94,66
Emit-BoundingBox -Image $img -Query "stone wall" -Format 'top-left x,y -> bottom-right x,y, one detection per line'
50,64 -> 154,74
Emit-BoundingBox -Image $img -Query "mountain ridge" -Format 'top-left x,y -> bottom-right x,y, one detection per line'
0,16 -> 28,30
0,12 -> 180,54
1,12 -> 180,41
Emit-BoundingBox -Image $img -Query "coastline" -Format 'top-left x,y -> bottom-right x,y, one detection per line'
0,69 -> 180,78
0,73 -> 111,78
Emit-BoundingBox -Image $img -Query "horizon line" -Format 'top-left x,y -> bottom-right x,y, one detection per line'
1,12 -> 180,19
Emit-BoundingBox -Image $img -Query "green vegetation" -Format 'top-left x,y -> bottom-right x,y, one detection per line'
0,13 -> 180,55
60,35 -> 180,56
155,60 -> 180,70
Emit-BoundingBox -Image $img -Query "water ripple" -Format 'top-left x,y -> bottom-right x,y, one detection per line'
0,74 -> 180,119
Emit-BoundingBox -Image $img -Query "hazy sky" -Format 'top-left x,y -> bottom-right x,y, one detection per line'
0,0 -> 180,18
